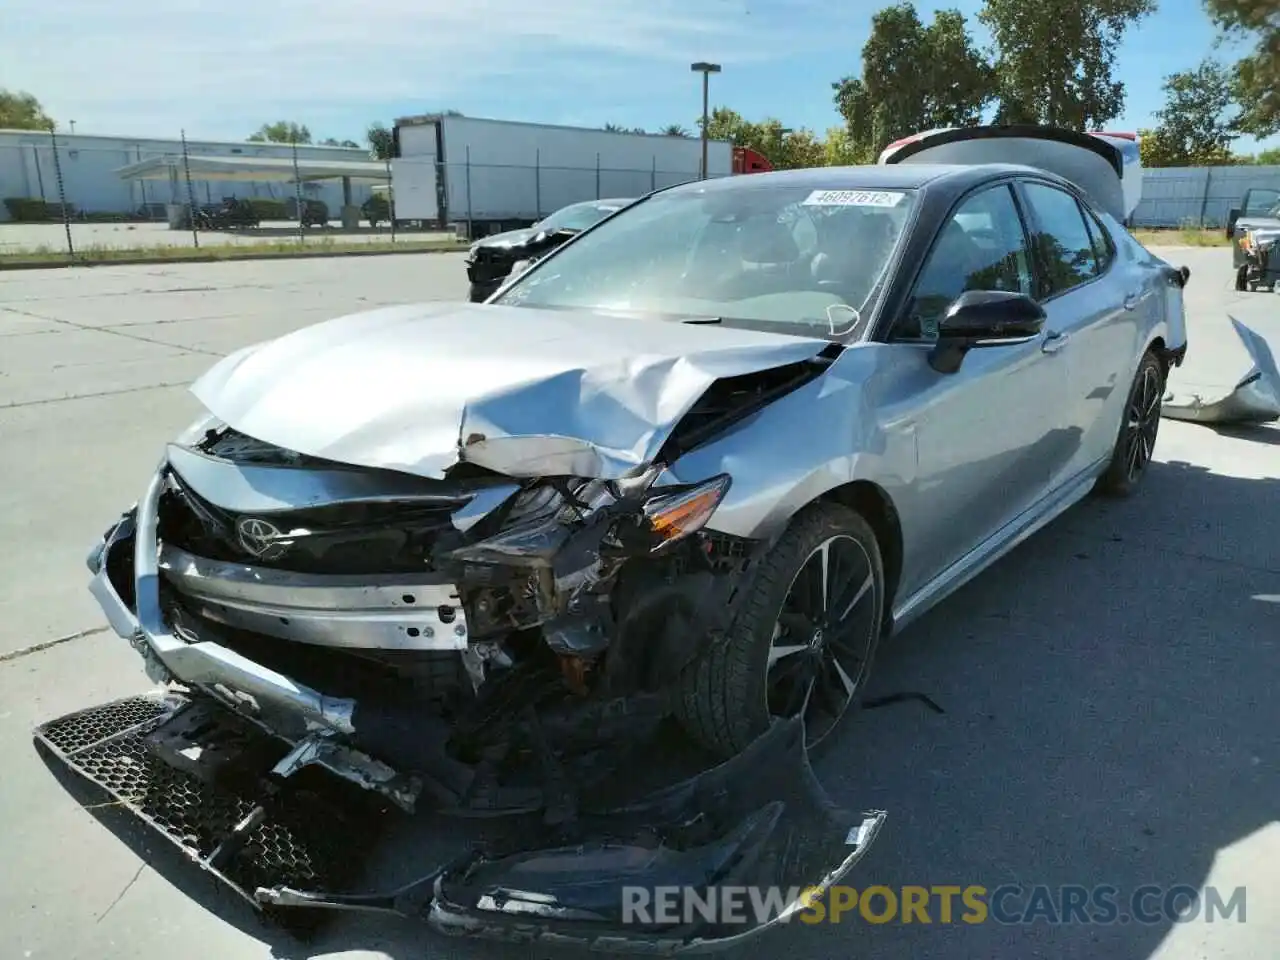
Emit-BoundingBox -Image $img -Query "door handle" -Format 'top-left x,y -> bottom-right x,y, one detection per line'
1123,290 -> 1142,311
1042,331 -> 1070,354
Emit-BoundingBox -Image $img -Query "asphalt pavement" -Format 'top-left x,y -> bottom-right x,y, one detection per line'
0,248 -> 1276,960
0,221 -> 453,253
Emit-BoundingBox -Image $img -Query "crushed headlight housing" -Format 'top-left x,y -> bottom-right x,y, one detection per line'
1244,229 -> 1280,254
638,474 -> 732,553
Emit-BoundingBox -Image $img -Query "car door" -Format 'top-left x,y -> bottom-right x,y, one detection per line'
1015,179 -> 1137,485
885,182 -> 1071,594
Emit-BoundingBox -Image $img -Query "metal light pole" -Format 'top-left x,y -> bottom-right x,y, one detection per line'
690,62 -> 721,179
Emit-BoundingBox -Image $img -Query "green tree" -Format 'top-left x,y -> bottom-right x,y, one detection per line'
822,126 -> 869,166
1138,60 -> 1240,166
320,137 -> 360,148
604,123 -> 647,134
1204,0 -> 1280,136
776,129 -> 827,169
367,122 -> 394,160
248,121 -> 312,144
698,108 -> 825,170
0,89 -> 54,130
662,124 -> 690,137
832,4 -> 995,159
978,0 -> 1156,129
1258,147 -> 1280,165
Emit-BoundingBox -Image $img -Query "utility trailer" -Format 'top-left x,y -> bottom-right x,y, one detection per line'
390,114 -> 733,236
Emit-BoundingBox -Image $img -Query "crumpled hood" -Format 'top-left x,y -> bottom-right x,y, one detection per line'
190,302 -> 829,479
1237,216 -> 1280,245
471,228 -> 537,253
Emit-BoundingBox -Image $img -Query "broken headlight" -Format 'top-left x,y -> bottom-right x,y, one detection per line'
606,473 -> 732,555
1244,230 -> 1280,254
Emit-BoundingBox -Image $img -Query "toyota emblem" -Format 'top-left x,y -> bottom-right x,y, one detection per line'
236,517 -> 289,560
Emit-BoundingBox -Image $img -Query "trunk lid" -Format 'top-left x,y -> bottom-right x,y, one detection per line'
879,125 -> 1142,222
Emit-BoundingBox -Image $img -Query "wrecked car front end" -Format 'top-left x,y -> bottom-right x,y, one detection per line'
1234,221 -> 1280,292
465,228 -> 578,302
41,302 -> 882,950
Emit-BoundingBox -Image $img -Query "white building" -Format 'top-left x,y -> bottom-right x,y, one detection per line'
0,128 -> 379,220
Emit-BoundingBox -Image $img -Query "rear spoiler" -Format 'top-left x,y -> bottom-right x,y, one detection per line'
879,125 -> 1142,222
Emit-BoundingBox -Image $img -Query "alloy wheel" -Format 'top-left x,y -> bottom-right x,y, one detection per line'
764,534 -> 878,747
1125,362 -> 1162,483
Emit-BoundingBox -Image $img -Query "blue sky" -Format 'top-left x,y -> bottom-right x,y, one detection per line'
3,0 -> 1275,151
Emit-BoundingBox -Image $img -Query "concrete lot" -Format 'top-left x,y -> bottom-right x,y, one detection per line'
0,248 -> 1276,960
0,221 -> 451,253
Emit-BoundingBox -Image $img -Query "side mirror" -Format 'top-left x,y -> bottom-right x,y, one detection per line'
927,290 -> 1046,374
1227,208 -> 1241,240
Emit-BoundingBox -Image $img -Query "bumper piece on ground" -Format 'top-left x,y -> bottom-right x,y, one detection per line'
37,695 -> 884,953
1163,317 -> 1280,425
33,694 -> 384,907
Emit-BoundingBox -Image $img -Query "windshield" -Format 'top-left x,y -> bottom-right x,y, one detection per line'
1243,189 -> 1280,218
535,200 -> 628,234
494,183 -> 916,338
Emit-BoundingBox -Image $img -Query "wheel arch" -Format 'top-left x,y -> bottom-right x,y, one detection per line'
1147,334 -> 1179,381
813,479 -> 903,632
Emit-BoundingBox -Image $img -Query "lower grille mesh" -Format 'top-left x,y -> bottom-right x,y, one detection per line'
35,695 -> 379,907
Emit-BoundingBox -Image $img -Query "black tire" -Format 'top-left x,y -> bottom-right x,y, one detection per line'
1096,350 -> 1164,498
677,501 -> 884,759
1236,265 -> 1249,292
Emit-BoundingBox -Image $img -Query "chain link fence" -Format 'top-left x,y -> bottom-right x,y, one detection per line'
7,127 -> 1280,262
1130,165 -> 1280,229
387,153 -> 722,240
0,130 -> 408,263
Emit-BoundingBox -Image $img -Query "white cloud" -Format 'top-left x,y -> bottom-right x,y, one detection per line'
2,0 -> 864,137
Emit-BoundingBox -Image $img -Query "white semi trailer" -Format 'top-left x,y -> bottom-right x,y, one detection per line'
390,114 -> 733,235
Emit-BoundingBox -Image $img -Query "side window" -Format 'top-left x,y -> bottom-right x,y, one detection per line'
1021,182 -> 1100,298
896,184 -> 1034,341
1081,204 -> 1116,273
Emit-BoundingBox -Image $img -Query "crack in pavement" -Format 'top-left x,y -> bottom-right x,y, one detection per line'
0,379 -> 197,410
96,863 -> 146,924
0,626 -> 110,663
2,305 -> 224,357
0,280 -> 280,306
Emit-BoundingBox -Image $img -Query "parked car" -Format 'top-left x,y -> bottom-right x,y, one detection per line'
464,197 -> 633,301
198,197 -> 260,230
298,198 -> 330,228
44,126 -> 1188,953
1226,187 -> 1280,291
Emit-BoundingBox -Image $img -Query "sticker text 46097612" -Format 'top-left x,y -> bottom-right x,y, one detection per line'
802,190 -> 907,207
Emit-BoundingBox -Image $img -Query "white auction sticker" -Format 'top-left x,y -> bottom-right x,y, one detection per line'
802,189 -> 906,207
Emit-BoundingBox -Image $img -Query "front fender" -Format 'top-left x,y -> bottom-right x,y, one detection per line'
666,346 -> 913,543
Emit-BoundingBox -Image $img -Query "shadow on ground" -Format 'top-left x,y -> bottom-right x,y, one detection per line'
39,455 -> 1279,960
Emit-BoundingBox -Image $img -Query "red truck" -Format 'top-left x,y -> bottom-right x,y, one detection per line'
732,146 -> 773,174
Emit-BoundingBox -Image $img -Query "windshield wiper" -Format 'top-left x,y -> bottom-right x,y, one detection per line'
681,316 -> 723,325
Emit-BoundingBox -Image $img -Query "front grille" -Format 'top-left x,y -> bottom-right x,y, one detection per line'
158,474 -> 461,575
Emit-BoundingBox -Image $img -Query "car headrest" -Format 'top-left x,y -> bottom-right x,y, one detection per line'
741,217 -> 801,264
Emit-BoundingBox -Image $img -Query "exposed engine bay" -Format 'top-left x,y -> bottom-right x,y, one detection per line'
148,418 -> 756,796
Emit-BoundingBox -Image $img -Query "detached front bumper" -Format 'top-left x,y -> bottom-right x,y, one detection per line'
36,691 -> 883,952
86,463 -> 360,737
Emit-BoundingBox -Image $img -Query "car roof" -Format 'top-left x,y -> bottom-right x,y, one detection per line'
661,162 -> 1073,201
559,198 -> 633,210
